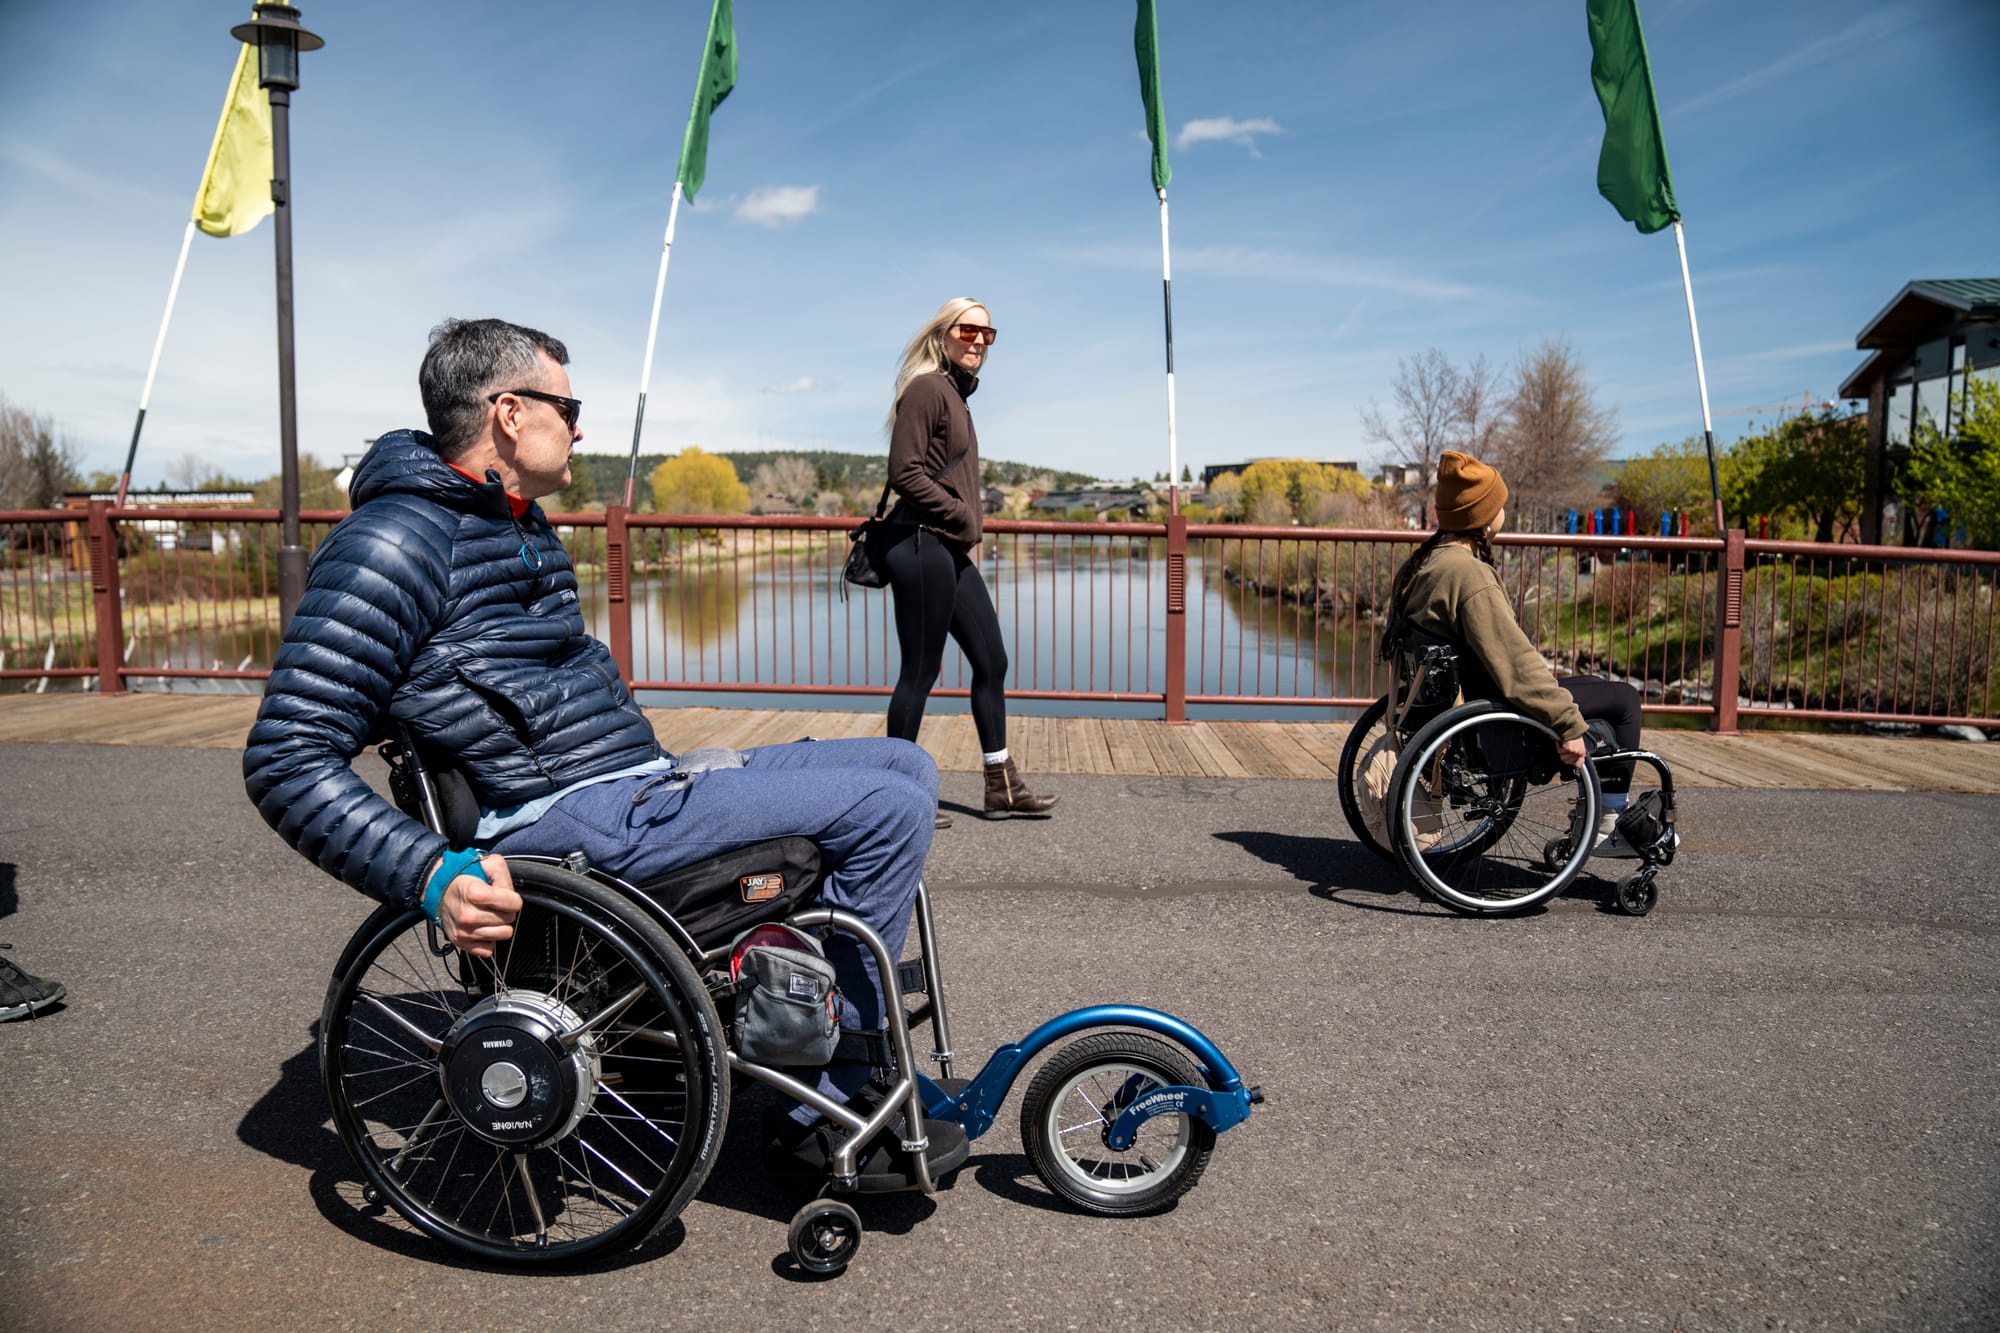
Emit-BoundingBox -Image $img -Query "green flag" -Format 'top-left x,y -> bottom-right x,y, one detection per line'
1587,0 -> 1679,234
676,0 -> 737,200
1134,0 -> 1171,192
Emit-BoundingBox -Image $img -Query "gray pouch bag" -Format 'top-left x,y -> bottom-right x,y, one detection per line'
730,925 -> 842,1066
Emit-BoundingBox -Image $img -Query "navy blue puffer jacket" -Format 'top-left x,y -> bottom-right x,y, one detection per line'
242,432 -> 662,906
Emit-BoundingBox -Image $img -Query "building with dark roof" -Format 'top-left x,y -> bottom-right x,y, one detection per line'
1838,279 -> 2000,544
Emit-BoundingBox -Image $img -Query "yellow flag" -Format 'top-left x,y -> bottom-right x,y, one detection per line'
191,44 -> 273,238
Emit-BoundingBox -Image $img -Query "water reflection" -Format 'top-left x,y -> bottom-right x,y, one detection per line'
21,544 -> 1386,715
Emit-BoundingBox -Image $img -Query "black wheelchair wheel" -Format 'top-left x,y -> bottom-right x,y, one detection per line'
321,861 -> 729,1263
1336,695 -> 1397,860
1020,1032 -> 1215,1217
787,1199 -> 862,1275
1388,703 -> 1599,916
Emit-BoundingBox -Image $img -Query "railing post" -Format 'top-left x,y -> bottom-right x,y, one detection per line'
1711,528 -> 1744,734
86,500 -> 127,695
1165,513 -> 1187,723
604,504 -> 634,682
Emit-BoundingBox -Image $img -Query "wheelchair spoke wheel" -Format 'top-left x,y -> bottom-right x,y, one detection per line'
322,862 -> 728,1263
1021,1032 -> 1214,1217
1390,705 -> 1598,915
1336,696 -> 1398,860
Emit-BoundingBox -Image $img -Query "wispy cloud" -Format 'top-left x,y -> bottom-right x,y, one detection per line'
735,185 -> 821,228
761,376 -> 816,395
0,134 -> 180,211
1669,9 -> 1923,118
1056,241 -> 1496,306
1175,117 -> 1283,154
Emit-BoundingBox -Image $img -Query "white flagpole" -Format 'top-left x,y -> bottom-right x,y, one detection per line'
118,219 -> 198,507
1158,187 -> 1179,515
1672,219 -> 1724,534
625,179 -> 685,508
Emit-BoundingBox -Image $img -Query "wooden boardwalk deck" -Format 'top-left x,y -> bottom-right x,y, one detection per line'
1,693 -> 1996,792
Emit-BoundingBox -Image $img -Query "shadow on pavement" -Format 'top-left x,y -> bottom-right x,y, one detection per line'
1215,828 -> 1630,918
238,1025 -> 694,1274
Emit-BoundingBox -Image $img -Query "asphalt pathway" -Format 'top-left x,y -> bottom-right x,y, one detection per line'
1,743 -> 1995,1329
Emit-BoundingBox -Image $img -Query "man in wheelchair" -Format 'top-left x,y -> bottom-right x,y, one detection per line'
243,317 -> 938,1171
1383,450 -> 1650,856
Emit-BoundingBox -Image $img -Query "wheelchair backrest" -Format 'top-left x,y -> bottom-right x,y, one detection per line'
1392,624 -> 1463,711
378,723 -> 825,954
380,728 -> 481,845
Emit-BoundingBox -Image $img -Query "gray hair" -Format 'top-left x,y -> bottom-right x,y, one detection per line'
419,318 -> 570,459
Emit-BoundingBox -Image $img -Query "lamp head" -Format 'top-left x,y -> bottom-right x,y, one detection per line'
230,3 -> 323,92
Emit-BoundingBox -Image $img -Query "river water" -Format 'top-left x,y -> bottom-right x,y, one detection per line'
80,548 -> 1386,721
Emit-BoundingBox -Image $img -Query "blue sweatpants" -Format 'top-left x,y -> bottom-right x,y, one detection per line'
490,736 -> 937,1119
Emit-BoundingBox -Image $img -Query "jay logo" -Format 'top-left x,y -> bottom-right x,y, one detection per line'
739,872 -> 784,904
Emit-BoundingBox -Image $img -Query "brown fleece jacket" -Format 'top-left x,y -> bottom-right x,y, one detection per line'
1400,541 -> 1587,740
884,367 -> 982,548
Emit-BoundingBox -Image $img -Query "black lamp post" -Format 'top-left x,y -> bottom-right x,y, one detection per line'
231,3 -> 323,629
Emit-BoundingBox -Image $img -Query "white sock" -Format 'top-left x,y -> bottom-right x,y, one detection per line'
982,748 -> 1010,766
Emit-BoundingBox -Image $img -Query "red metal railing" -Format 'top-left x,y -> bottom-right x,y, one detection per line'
3,503 -> 1996,729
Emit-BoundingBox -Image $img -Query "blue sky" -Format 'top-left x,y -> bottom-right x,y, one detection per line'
1,0 -> 1995,489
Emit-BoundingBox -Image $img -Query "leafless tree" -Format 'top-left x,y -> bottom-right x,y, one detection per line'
1361,350 -> 1509,525
1360,349 -> 1460,524
1455,354 -> 1503,458
0,395 -> 81,510
165,452 -> 227,491
1492,338 -> 1617,531
751,455 -> 818,504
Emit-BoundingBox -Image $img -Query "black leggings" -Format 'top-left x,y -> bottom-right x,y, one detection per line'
882,526 -> 1008,753
1560,675 -> 1642,794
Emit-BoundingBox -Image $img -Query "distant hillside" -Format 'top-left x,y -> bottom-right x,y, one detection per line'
566,449 -> 1095,508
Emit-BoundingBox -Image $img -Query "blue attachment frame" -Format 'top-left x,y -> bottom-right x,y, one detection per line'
914,1004 -> 1256,1142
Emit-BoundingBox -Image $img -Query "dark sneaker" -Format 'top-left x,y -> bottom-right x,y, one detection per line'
0,944 -> 65,1021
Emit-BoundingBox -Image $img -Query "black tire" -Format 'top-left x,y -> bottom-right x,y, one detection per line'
322,861 -> 729,1263
1020,1032 -> 1215,1217
1615,870 -> 1658,917
787,1199 -> 862,1275
1388,702 -> 1599,916
1336,695 -> 1397,860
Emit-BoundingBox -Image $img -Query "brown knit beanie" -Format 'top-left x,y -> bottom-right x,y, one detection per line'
1433,450 -> 1508,531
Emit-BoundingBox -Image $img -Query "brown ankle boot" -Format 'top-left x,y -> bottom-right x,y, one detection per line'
982,758 -> 1058,818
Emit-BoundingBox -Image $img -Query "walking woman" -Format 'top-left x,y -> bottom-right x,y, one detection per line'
879,297 -> 1056,827
1382,451 -> 1648,855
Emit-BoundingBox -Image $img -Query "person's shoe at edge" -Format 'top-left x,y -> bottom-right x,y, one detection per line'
981,758 -> 1058,818
0,944 -> 65,1022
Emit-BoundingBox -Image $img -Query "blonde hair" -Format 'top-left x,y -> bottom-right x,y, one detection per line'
885,296 -> 986,435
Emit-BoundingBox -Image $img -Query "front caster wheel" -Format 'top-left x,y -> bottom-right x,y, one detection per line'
1020,1032 -> 1215,1217
1614,870 -> 1658,916
788,1199 -> 861,1275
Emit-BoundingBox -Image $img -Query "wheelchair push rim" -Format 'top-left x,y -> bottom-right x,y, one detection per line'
1389,705 -> 1599,915
321,862 -> 728,1262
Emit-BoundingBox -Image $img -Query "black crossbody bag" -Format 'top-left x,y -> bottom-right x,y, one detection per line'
841,443 -> 971,591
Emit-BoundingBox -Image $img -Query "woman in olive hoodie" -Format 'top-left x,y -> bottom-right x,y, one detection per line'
1384,451 -> 1647,856
879,297 -> 1057,827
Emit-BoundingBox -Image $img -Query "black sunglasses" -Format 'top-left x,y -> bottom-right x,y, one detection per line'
948,323 -> 998,346
488,387 -> 582,430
